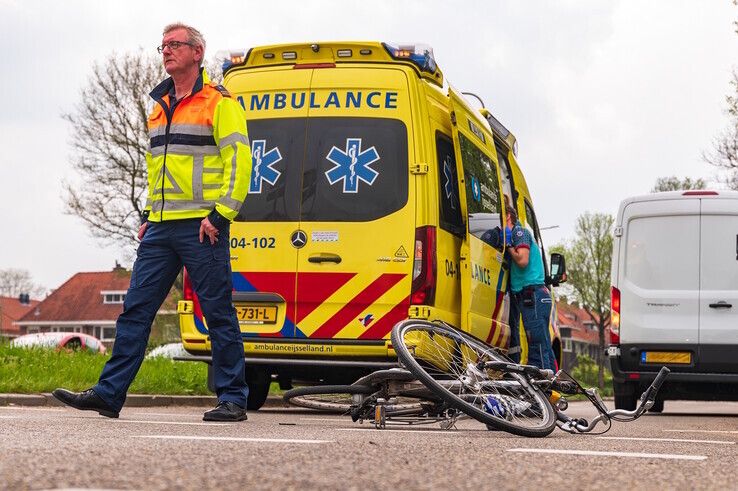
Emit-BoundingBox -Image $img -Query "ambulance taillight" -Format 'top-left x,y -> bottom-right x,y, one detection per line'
411,226 -> 437,305
183,269 -> 194,301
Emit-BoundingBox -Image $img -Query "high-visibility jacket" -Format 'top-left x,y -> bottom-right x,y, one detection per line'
144,68 -> 251,227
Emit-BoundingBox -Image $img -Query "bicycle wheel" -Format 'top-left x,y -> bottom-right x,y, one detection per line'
283,384 -> 373,412
391,320 -> 557,437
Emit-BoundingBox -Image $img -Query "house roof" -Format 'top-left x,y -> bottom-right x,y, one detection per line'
0,296 -> 41,336
556,301 -> 609,344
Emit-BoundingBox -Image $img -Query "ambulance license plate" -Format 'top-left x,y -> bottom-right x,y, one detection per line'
641,351 -> 691,364
236,305 -> 277,324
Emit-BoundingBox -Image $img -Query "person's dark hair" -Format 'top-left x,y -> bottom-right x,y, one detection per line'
506,206 -> 518,224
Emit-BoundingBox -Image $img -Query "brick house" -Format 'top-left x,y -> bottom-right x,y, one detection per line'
556,301 -> 610,369
0,296 -> 41,339
14,266 -> 178,344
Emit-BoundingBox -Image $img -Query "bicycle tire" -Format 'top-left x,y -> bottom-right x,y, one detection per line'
391,320 -> 557,437
283,384 -> 374,412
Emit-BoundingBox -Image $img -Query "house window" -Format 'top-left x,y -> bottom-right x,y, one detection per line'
101,327 -> 116,341
563,339 -> 573,352
103,293 -> 126,304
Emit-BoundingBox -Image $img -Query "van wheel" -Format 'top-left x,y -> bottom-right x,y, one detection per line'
245,367 -> 272,411
648,398 -> 664,413
613,382 -> 638,411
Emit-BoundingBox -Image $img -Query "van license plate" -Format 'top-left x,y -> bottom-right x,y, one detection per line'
642,351 -> 691,364
236,306 -> 277,324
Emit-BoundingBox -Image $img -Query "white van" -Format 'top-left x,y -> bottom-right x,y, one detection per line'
609,190 -> 738,410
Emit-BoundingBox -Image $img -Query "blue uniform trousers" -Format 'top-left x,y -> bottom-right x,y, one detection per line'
93,219 -> 248,412
509,285 -> 556,371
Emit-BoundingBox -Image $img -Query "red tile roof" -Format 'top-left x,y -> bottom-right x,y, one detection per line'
0,296 -> 41,336
556,301 -> 609,344
16,270 -> 132,324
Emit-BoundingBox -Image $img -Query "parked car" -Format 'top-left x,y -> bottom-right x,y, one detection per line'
10,332 -> 106,354
146,342 -> 187,359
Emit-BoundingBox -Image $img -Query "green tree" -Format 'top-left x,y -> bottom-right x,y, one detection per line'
552,212 -> 613,389
651,176 -> 706,193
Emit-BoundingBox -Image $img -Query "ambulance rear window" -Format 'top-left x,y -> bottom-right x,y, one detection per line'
236,117 -> 408,222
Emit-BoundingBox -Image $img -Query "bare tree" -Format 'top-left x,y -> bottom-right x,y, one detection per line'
63,52 -> 227,252
63,50 -> 165,250
551,212 -> 613,389
651,176 -> 707,193
0,269 -> 46,298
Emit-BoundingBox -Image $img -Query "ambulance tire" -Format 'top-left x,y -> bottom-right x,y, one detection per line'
245,367 -> 272,411
613,382 -> 638,411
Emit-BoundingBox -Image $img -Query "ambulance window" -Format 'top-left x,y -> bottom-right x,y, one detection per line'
235,118 -> 305,222
436,133 -> 464,237
459,134 -> 501,216
301,117 -> 408,222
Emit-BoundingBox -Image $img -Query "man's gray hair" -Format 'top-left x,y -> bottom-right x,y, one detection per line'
163,22 -> 206,54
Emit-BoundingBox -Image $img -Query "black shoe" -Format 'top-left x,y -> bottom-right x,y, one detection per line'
203,401 -> 247,422
52,388 -> 119,418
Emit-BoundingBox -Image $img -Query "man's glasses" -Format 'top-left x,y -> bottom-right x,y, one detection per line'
156,41 -> 194,53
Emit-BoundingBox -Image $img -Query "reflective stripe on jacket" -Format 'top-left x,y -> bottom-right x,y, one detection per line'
144,68 -> 251,224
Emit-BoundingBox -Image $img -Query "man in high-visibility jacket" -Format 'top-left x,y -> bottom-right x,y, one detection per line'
53,23 -> 252,421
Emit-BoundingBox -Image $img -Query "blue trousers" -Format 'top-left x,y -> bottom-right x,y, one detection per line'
93,219 -> 248,412
509,285 -> 556,371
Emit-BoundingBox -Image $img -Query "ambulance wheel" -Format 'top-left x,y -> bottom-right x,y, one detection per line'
391,320 -> 557,438
245,367 -> 272,411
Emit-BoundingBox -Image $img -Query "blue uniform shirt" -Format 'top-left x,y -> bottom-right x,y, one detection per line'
508,223 -> 545,293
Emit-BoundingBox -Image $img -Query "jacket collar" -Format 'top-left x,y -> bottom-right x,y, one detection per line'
149,67 -> 209,101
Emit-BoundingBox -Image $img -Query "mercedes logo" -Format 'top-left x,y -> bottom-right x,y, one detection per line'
291,230 -> 307,249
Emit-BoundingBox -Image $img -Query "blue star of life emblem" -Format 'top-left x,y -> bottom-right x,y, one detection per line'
325,138 -> 380,193
443,156 -> 456,209
249,139 -> 282,194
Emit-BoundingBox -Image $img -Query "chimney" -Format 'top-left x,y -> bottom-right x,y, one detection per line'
18,293 -> 30,305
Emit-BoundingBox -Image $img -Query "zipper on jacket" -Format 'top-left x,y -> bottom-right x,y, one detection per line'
155,95 -> 185,221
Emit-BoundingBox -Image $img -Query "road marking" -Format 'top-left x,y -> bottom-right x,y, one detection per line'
598,436 -> 734,445
507,448 -> 707,461
336,428 -> 462,435
299,417 -> 347,423
128,411 -> 203,418
665,429 -> 738,435
133,435 -> 333,444
0,415 -> 19,419
111,420 -> 232,427
0,406 -> 64,412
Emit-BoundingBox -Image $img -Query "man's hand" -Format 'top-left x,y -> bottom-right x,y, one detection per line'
137,222 -> 149,241
199,217 -> 219,245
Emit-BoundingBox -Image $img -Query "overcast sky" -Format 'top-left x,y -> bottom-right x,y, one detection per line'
1,0 -> 736,293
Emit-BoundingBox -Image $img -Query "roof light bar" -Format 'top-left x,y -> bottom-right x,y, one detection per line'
383,42 -> 437,73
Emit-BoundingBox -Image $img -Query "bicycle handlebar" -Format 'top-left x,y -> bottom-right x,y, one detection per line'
557,366 -> 670,434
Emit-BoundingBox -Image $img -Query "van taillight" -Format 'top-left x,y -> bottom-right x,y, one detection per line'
411,226 -> 437,305
610,286 -> 620,345
183,269 -> 194,301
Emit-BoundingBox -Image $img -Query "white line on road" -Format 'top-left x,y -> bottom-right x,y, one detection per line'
0,415 -> 19,419
336,428 -> 464,435
128,412 -> 203,418
111,420 -> 232,427
665,429 -> 738,435
299,417 -> 348,423
133,435 -> 333,444
0,406 -> 64,412
507,448 -> 707,461
597,436 -> 734,445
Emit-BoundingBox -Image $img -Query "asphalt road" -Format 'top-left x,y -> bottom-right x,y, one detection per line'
1,400 -> 737,490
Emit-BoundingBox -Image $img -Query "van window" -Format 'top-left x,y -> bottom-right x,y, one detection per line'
301,117 -> 408,222
459,134 -> 501,215
625,215 -> 700,290
236,117 -> 408,222
436,133 -> 464,236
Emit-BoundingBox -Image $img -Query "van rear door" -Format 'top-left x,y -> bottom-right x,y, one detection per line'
619,199 -> 700,350
297,67 -> 414,341
698,197 -> 738,372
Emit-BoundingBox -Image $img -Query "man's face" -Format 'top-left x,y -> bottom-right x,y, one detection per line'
161,28 -> 201,76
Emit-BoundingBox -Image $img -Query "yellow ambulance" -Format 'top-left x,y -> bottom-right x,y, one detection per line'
177,42 -> 567,409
